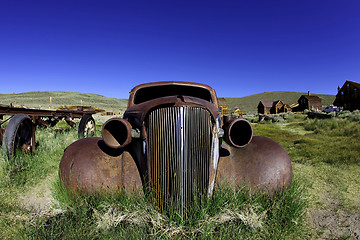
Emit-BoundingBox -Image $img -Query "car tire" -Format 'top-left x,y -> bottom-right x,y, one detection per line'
78,114 -> 96,138
2,113 -> 35,160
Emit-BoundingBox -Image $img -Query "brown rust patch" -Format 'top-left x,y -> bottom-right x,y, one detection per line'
59,137 -> 142,194
216,136 -> 293,194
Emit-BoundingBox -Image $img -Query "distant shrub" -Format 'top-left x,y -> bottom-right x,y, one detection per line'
337,110 -> 360,122
286,114 -> 306,123
243,115 -> 258,123
337,110 -> 351,118
273,115 -> 285,122
303,118 -> 360,136
348,114 -> 360,122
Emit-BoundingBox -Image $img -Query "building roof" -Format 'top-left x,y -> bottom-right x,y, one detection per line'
300,95 -> 321,101
346,80 -> 360,89
217,97 -> 228,106
335,80 -> 360,98
273,100 -> 284,106
259,101 -> 274,108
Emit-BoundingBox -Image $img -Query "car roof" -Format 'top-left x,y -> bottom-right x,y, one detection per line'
128,81 -> 218,106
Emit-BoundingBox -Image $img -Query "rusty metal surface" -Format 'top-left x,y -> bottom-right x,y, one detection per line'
54,105 -> 105,113
125,95 -> 219,124
59,137 -> 142,193
1,105 -> 97,156
222,116 -> 253,148
216,136 -> 293,194
0,104 -> 96,119
102,118 -> 132,149
127,81 -> 219,108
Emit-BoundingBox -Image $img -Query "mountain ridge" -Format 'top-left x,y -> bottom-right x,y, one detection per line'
0,90 -> 335,114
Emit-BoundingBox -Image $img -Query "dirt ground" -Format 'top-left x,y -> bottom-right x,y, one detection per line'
309,209 -> 360,239
19,174 -> 58,214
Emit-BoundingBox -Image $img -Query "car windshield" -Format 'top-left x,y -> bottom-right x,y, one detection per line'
133,84 -> 213,104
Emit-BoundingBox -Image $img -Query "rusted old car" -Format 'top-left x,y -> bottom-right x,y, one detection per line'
60,81 -> 292,212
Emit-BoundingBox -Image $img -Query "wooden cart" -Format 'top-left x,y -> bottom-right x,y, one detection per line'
0,104 -> 102,159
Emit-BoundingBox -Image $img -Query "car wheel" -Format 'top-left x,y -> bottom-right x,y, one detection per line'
78,114 -> 96,138
2,113 -> 35,160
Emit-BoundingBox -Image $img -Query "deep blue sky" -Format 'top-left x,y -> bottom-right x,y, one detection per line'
1,0 -> 359,98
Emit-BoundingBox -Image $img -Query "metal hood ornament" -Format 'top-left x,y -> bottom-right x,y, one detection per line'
59,81 -> 292,213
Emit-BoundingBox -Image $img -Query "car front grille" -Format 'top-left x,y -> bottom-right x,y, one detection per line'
147,106 -> 213,214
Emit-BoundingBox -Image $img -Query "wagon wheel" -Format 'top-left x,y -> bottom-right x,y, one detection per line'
78,114 -> 96,138
2,113 -> 35,160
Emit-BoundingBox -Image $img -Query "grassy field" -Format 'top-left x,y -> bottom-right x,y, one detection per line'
0,112 -> 359,239
0,91 -> 128,113
252,112 -> 360,239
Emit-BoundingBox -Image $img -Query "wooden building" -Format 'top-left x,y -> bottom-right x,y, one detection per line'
258,100 -> 289,114
258,101 -> 273,114
292,92 -> 322,112
218,97 -> 229,116
233,108 -> 243,116
272,100 -> 284,114
333,80 -> 360,111
280,104 -> 291,113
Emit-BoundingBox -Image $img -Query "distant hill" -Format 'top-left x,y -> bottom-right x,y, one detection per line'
225,91 -> 335,114
0,90 -> 335,114
0,91 -> 128,112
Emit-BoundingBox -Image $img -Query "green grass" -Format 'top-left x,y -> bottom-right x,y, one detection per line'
0,127 -> 77,239
252,114 -> 360,214
23,178 -> 308,239
0,91 -> 128,112
1,114 -> 359,239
